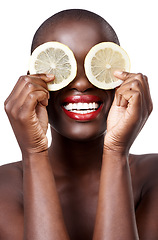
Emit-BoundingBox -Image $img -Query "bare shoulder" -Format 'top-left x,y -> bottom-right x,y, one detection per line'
0,161 -> 23,193
0,161 -> 23,239
129,153 -> 158,182
129,153 -> 158,193
130,153 -> 158,238
129,152 -> 158,165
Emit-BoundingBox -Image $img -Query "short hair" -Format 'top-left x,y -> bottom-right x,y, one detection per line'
31,9 -> 120,53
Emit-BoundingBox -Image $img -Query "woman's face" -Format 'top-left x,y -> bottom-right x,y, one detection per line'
44,19 -> 115,141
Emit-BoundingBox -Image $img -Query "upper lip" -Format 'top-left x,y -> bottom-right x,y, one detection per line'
62,95 -> 102,104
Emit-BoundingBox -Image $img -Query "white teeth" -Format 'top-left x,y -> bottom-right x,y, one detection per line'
64,102 -> 100,113
89,103 -> 93,109
70,109 -> 95,114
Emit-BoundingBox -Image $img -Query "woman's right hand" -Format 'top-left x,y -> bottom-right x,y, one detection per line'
4,74 -> 54,157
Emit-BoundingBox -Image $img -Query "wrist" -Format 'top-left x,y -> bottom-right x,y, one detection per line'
103,146 -> 129,166
103,143 -> 129,157
104,135 -> 130,157
104,130 -> 132,157
22,150 -> 49,168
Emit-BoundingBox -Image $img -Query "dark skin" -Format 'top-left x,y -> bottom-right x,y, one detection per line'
1,14 -> 158,240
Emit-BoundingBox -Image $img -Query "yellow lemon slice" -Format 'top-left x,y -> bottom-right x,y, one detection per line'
84,42 -> 130,89
29,41 -> 77,91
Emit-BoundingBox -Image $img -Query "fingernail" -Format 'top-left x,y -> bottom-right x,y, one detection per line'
46,74 -> 54,79
113,70 -> 123,76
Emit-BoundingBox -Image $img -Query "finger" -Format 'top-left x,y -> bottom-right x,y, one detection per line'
29,73 -> 55,82
114,72 -> 147,97
115,93 -> 129,108
128,74 -> 153,114
113,71 -> 132,81
117,90 -> 143,113
114,72 -> 153,115
5,74 -> 53,104
114,71 -> 146,86
142,75 -> 153,114
117,78 -> 144,101
117,73 -> 146,91
6,84 -> 49,121
115,81 -> 147,120
15,81 -> 49,109
117,78 -> 144,93
19,90 -> 49,119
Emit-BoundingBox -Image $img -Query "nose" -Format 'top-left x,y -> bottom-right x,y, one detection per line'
68,65 -> 94,92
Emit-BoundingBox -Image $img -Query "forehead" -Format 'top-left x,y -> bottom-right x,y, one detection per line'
38,19 -> 112,58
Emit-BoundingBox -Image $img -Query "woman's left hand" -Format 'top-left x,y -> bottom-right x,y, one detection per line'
104,71 -> 153,155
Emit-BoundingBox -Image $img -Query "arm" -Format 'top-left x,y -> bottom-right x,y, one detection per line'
23,152 -> 69,240
4,74 -> 70,240
93,72 -> 153,240
93,152 -> 138,240
136,170 -> 158,239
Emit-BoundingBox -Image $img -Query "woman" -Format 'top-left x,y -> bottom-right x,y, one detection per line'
1,9 -> 157,240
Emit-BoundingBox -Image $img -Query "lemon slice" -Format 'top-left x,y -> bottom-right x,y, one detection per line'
29,41 -> 77,91
84,42 -> 130,90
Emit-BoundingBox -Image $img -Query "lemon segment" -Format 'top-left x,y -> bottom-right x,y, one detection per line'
84,42 -> 130,90
29,42 -> 77,91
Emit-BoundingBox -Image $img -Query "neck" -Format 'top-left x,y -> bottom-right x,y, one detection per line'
48,128 -> 104,176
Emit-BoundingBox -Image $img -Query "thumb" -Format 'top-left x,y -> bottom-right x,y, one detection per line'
113,71 -> 131,80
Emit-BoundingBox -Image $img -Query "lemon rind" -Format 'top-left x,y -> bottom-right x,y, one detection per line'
29,41 -> 77,91
84,42 -> 130,90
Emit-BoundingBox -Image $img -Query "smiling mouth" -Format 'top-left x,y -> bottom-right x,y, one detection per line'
62,95 -> 103,121
63,102 -> 101,114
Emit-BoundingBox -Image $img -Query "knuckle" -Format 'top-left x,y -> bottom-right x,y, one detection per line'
121,71 -> 130,80
148,102 -> 153,114
10,107 -> 19,120
144,75 -> 150,86
19,75 -> 33,87
19,75 -> 29,83
4,98 -> 8,110
136,73 -> 144,80
143,75 -> 148,81
4,99 -> 13,115
25,81 -> 35,90
132,80 -> 141,89
134,91 -> 141,99
4,100 -> 10,114
4,101 -> 18,119
28,92 -> 36,101
18,76 -> 24,83
17,104 -> 31,123
18,109 -> 27,122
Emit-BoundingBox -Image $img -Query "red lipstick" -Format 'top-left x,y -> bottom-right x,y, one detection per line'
62,95 -> 103,121
63,95 -> 101,103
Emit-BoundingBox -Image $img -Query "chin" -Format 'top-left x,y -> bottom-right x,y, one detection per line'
51,119 -> 107,143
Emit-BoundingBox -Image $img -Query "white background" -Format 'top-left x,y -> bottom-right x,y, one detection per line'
1,0 -> 158,165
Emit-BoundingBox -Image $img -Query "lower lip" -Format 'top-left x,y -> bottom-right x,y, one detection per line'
62,105 -> 103,121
